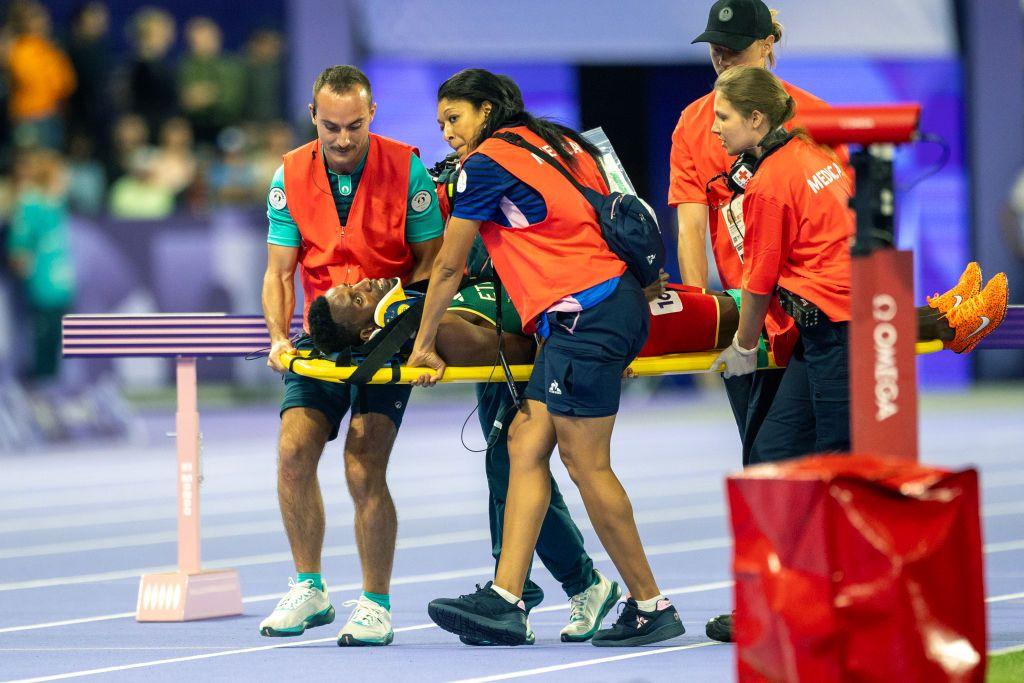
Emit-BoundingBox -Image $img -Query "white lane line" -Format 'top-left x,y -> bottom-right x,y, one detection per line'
0,582 -> 724,683
0,503 -> 492,560
987,592 -> 1024,604
4,489 -> 1024,592
0,530 -> 489,593
990,642 -> 1024,656
10,491 -> 1024,560
0,453 -> 728,514
0,613 -> 136,634
6,460 -> 1022,535
0,651 -> 246,655
984,540 -> 1024,554
448,642 -> 724,683
0,503 -> 729,592
0,467 -> 726,534
0,544 -> 733,634
0,498 -> 724,560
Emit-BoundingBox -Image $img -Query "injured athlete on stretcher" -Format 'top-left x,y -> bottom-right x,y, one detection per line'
304,261 -> 1006,371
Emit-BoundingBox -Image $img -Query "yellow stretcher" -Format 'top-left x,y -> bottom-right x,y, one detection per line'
282,340 -> 945,385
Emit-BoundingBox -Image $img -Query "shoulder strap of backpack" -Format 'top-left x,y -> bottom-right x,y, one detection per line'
493,132 -> 598,201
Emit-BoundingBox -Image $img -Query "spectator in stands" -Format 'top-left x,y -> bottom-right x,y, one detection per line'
107,113 -> 150,182
178,17 -> 245,145
7,149 -> 76,380
107,148 -> 174,220
65,133 -> 106,216
249,121 -> 294,189
5,1 -> 76,150
207,126 -> 256,206
126,7 -> 177,140
151,117 -> 198,201
67,1 -> 113,149
245,29 -> 285,123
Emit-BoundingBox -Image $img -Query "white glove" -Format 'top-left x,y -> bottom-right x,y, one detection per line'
713,334 -> 759,378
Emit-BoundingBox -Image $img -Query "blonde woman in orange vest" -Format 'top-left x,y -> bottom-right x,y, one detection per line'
259,65 -> 444,646
408,69 -> 685,648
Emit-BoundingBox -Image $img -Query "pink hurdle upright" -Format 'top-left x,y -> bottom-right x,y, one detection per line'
62,313 -> 301,622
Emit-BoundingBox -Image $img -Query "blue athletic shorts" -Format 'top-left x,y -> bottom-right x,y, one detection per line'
280,335 -> 412,441
523,273 -> 648,417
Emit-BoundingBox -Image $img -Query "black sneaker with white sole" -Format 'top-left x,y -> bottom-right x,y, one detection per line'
705,612 -> 733,642
591,597 -> 685,647
459,618 -> 535,646
428,582 -> 530,646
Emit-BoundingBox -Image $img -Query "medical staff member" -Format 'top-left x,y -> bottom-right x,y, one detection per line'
259,65 -> 443,646
409,68 -> 685,648
671,0 -> 848,467
711,65 -> 853,461
431,145 -> 620,645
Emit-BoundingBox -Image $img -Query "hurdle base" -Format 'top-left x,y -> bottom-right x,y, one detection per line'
136,569 -> 242,622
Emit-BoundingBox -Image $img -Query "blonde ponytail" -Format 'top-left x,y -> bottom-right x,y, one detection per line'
766,9 -> 784,68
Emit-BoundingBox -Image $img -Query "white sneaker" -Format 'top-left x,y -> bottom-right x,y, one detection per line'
337,595 -> 394,646
259,578 -> 335,637
560,570 -> 622,642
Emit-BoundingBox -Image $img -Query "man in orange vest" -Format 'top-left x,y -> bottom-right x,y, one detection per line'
259,65 -> 443,646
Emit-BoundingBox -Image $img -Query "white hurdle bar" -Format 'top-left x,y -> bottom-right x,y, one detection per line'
62,313 -> 301,622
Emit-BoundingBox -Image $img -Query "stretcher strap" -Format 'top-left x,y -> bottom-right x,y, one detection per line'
280,340 -> 945,385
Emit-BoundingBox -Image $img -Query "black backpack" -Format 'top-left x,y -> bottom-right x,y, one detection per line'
493,132 -> 665,288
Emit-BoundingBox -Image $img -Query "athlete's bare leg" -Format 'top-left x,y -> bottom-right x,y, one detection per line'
277,407 -> 332,572
344,411 -> 400,595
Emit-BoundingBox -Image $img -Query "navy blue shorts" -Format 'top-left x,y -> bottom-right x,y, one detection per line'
280,335 -> 412,441
523,274 -> 649,418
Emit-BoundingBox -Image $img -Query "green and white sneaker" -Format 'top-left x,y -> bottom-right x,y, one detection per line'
337,596 -> 394,646
259,578 -> 335,637
560,570 -> 621,642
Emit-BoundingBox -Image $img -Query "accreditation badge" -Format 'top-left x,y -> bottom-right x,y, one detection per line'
721,195 -> 747,263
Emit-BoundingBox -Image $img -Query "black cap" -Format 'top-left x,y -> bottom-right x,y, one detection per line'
692,0 -> 773,51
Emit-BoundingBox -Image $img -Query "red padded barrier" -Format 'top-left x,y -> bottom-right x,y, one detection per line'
798,104 -> 921,146
728,454 -> 986,682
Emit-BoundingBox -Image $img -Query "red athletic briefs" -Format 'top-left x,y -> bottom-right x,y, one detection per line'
639,284 -> 722,357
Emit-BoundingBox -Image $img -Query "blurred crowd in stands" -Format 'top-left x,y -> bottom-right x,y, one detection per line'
0,1 -> 294,382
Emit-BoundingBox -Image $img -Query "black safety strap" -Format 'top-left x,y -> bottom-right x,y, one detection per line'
346,299 -> 425,385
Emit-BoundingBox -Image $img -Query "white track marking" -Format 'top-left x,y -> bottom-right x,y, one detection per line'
0,453 -> 732,514
2,492 -> 1023,593
987,592 -> 1024,604
0,582 -> 723,683
0,613 -> 136,634
7,488 -> 1024,561
0,458 -> 729,524
0,500 -> 725,559
0,502 -> 731,592
990,642 -> 1024,656
984,540 -> 1024,554
448,642 -> 724,683
0,545 -> 733,634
